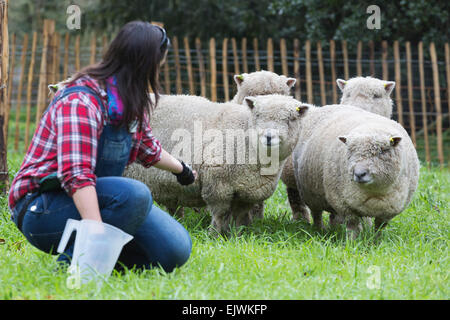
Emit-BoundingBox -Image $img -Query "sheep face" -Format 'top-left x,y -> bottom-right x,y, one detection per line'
245,95 -> 308,161
338,132 -> 403,191
337,76 -> 395,118
233,70 -> 296,104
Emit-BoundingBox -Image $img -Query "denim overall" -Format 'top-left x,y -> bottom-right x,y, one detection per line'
11,86 -> 191,272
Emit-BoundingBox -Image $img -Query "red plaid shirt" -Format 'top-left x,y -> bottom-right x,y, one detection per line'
8,76 -> 162,211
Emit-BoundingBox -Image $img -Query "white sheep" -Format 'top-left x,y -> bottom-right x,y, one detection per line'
231,70 -> 296,104
157,70 -> 297,217
291,104 -> 419,238
336,76 -> 395,118
282,76 -> 396,223
123,95 -> 309,234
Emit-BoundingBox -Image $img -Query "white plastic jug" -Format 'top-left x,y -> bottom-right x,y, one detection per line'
57,219 -> 133,285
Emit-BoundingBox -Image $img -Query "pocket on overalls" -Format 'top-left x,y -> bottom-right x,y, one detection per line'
101,139 -> 130,161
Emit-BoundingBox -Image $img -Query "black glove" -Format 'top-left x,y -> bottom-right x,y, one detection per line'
172,161 -> 195,186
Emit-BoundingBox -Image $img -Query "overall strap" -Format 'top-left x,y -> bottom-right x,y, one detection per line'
52,86 -> 106,114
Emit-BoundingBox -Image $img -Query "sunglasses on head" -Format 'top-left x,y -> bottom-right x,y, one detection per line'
155,25 -> 171,51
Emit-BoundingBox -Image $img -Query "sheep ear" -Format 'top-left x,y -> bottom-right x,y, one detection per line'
48,84 -> 59,93
384,81 -> 395,95
286,78 -> 296,88
245,97 -> 256,109
338,136 -> 347,144
295,104 -> 309,116
234,74 -> 245,86
390,136 -> 401,147
336,79 -> 347,92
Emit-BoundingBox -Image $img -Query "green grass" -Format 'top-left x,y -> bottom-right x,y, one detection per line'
0,122 -> 449,299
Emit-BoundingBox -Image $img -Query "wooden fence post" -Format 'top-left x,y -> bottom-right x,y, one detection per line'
418,42 -> 430,165
253,38 -> 260,71
330,40 -> 337,104
393,40 -> 403,126
209,38 -> 217,102
293,39 -> 301,101
280,38 -> 288,76
173,36 -> 182,94
445,43 -> 450,122
429,42 -> 444,168
63,33 -> 70,80
267,38 -> 274,72
241,38 -> 248,74
14,33 -> 28,151
405,41 -> 416,146
381,40 -> 389,80
53,32 -> 61,83
196,37 -> 206,97
184,37 -> 195,95
342,40 -> 349,80
317,41 -> 326,105
356,41 -> 362,76
89,32 -> 97,66
5,32 -> 14,141
0,0 -> 9,192
231,38 -> 240,76
222,38 -> 229,101
24,31 -> 37,152
305,40 -> 313,104
35,19 -> 55,125
368,40 -> 375,76
102,34 -> 108,56
163,46 -> 171,94
74,34 -> 80,71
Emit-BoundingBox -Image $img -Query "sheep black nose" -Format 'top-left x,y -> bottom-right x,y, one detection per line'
266,135 -> 272,145
355,171 -> 366,179
354,169 -> 370,183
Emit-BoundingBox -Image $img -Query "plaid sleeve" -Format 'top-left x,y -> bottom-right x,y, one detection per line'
54,92 -> 103,196
136,118 -> 162,168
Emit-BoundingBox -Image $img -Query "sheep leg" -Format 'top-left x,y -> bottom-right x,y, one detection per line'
345,216 -> 363,240
248,202 -> 265,221
374,217 -> 389,232
231,202 -> 257,235
287,187 -> 311,223
167,206 -> 185,218
363,217 -> 373,228
329,212 -> 345,227
311,210 -> 324,230
208,201 -> 233,235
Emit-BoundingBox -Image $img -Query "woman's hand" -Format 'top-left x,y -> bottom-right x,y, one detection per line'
154,149 -> 198,185
173,161 -> 196,185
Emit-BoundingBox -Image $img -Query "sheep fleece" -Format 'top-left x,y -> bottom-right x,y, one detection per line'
292,104 -> 419,225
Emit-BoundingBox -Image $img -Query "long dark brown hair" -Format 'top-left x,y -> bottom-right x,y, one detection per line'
69,21 -> 169,131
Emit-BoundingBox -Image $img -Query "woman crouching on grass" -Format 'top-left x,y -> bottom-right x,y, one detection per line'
8,21 -> 197,272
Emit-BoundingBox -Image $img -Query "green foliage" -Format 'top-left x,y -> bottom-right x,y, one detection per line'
7,0 -> 450,48
0,163 -> 449,299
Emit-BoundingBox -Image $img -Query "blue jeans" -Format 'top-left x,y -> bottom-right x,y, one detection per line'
12,177 -> 192,273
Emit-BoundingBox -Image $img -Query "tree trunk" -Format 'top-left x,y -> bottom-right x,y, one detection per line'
0,0 -> 9,193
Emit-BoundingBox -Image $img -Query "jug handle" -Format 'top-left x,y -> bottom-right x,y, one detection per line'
57,219 -> 79,254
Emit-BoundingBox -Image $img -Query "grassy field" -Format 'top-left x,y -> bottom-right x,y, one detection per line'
0,127 -> 449,300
